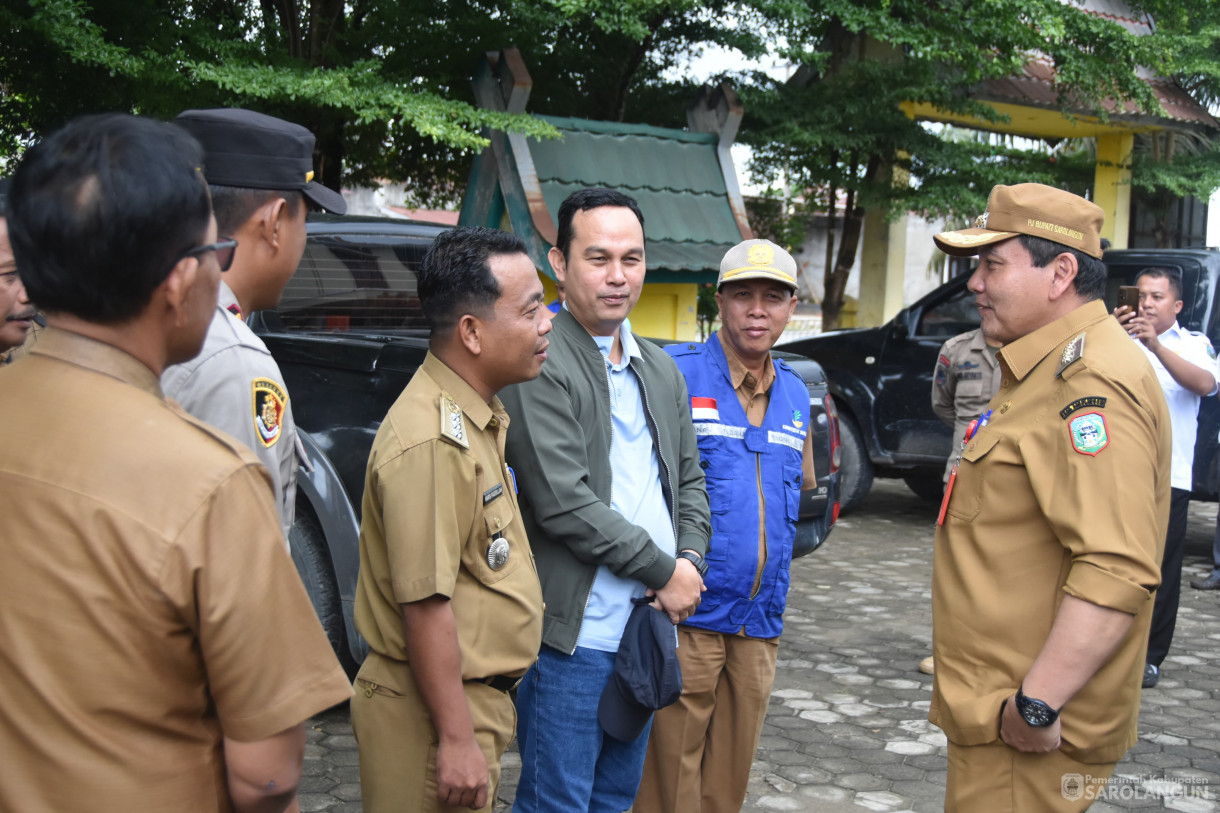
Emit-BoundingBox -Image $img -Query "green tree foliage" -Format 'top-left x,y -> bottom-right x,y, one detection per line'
733,0 -> 1219,325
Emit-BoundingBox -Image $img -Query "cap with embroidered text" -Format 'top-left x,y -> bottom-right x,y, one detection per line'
933,183 -> 1103,259
174,108 -> 346,215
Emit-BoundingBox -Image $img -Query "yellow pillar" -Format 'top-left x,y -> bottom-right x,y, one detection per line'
858,208 -> 908,327
1094,133 -> 1134,249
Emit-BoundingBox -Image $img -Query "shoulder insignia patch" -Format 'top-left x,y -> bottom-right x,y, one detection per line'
1208,343 -> 1217,360
1055,333 -> 1086,378
252,378 -> 287,448
1069,412 -> 1109,456
439,394 -> 469,449
1059,396 -> 1107,420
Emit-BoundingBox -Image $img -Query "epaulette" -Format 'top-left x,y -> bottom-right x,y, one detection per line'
1055,332 -> 1086,378
667,342 -> 703,357
438,393 -> 469,449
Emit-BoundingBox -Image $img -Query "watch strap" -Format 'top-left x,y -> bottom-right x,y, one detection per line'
676,550 -> 708,578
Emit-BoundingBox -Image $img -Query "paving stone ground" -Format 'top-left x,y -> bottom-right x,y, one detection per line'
302,478 -> 1220,812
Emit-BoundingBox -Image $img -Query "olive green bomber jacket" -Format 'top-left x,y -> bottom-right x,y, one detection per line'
499,309 -> 711,655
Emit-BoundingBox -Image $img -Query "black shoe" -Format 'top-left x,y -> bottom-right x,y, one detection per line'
1142,663 -> 1159,689
1191,572 -> 1220,590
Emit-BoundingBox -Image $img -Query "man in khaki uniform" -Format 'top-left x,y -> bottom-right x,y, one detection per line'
932,328 -> 1003,482
0,113 -> 352,813
930,184 -> 1169,812
163,108 -> 347,541
352,226 -> 551,812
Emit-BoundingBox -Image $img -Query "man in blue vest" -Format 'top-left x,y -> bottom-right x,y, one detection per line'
635,238 -> 816,813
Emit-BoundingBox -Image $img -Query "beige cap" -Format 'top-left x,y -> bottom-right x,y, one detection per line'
718,239 -> 798,290
933,183 -> 1105,259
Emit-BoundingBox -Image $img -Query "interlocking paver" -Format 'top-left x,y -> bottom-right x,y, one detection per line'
302,479 -> 1220,811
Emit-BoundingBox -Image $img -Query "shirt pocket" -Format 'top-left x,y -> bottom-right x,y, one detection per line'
945,431 -> 1002,523
784,463 -> 802,522
465,494 -> 523,586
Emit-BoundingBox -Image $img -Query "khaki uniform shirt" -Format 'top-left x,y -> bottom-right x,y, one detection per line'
162,280 -> 298,540
0,328 -> 352,813
932,329 -> 1003,480
930,300 -> 1170,764
354,352 -> 543,689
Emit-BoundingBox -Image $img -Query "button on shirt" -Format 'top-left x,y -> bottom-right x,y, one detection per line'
1133,321 -> 1218,490
576,326 -> 677,652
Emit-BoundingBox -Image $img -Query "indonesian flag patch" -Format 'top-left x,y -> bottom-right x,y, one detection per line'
252,378 -> 287,448
691,396 -> 719,421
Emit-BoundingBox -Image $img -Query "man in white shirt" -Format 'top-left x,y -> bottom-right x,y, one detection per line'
1115,266 -> 1218,688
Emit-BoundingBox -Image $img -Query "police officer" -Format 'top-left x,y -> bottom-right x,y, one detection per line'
162,108 -> 347,541
636,239 -> 815,813
930,184 -> 1170,811
351,226 -> 551,812
933,328 -> 1003,482
0,112 -> 351,813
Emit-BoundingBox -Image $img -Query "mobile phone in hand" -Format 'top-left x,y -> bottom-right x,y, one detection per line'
1117,285 -> 1140,314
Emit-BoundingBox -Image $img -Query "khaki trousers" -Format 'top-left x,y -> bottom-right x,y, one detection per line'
635,627 -> 779,813
350,655 -> 516,813
946,740 -> 1117,812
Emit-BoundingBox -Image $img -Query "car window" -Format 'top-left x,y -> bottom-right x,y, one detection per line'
278,234 -> 430,332
915,281 -> 980,338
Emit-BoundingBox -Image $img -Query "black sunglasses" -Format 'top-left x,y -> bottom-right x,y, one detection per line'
180,237 -> 238,272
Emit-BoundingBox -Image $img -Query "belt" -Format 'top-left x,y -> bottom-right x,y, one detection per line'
473,674 -> 522,692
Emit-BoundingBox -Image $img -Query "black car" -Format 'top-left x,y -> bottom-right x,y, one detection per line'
783,247 -> 1220,512
252,215 -> 841,668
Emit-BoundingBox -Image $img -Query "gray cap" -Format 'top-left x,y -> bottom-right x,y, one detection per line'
718,239 -> 797,290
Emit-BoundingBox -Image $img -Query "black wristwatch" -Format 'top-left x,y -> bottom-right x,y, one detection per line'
1015,685 -> 1061,727
676,550 -> 708,578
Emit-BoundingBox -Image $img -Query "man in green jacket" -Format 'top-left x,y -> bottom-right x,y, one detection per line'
500,187 -> 711,813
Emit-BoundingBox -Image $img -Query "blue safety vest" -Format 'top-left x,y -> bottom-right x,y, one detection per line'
666,333 -> 807,638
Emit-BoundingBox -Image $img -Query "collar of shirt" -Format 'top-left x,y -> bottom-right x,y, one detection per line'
1157,321 -> 1185,343
31,326 -> 163,398
999,299 -> 1108,382
717,331 -> 775,397
217,280 -> 242,319
592,324 -> 642,372
418,351 -> 505,431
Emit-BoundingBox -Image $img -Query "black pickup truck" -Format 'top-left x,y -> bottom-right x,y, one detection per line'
782,248 -> 1220,512
253,215 -> 841,668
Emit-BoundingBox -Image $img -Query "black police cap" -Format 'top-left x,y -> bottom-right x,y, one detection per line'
174,108 -> 346,215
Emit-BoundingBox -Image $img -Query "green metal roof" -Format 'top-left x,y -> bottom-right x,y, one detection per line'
526,116 -> 746,282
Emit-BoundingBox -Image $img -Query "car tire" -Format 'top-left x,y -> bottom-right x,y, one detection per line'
902,471 -> 945,502
837,412 -> 874,514
290,507 -> 357,675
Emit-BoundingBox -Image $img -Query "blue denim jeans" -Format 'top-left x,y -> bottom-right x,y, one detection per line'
513,645 -> 653,813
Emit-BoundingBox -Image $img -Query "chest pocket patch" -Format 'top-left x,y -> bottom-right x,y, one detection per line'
946,431 -> 1003,523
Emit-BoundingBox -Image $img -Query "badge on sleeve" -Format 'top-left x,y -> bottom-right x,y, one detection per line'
252,378 -> 287,448
439,394 -> 469,449
1069,412 -> 1109,456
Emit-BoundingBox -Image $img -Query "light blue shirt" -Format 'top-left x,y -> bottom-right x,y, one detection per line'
575,325 -> 676,652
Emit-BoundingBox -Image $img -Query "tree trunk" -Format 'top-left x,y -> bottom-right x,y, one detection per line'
821,153 -> 876,330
